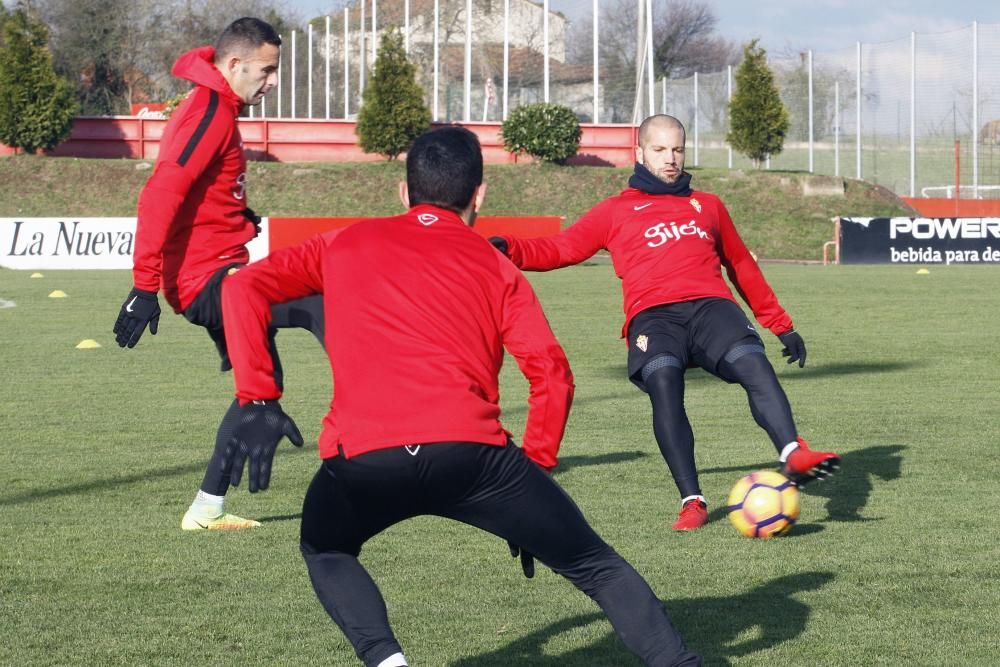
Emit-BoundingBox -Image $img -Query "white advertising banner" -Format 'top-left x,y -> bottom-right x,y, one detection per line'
0,217 -> 269,270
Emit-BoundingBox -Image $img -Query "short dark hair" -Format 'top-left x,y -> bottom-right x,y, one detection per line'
215,17 -> 282,62
638,114 -> 686,146
406,127 -> 483,213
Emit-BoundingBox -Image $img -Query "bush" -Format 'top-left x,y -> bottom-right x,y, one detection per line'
501,103 -> 581,164
0,7 -> 77,154
356,28 -> 431,160
727,39 -> 789,168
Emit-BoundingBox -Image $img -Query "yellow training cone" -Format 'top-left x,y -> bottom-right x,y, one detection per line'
48,290 -> 68,298
916,268 -> 930,275
30,272 -> 43,278
76,339 -> 101,349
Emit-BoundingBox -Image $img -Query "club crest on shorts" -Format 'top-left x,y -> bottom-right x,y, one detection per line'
689,198 -> 702,213
635,334 -> 649,352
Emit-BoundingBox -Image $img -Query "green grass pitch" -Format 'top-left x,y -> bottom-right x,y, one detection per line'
1,263 -> 998,666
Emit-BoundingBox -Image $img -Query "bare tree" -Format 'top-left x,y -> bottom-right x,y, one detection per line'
569,0 -> 736,76
38,0 -> 302,113
566,0 -> 737,122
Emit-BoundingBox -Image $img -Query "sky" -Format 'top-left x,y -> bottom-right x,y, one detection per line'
287,0 -> 1000,55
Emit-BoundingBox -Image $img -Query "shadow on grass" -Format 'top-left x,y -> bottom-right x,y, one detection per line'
452,571 -> 836,666
595,359 -> 924,384
501,391 -> 637,421
555,450 -> 649,475
702,444 -> 906,524
0,443 -> 315,507
0,461 -> 208,507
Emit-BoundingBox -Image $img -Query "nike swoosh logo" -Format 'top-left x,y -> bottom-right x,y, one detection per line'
125,296 -> 138,313
634,203 -> 652,211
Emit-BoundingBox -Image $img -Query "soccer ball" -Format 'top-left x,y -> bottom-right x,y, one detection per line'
726,470 -> 800,538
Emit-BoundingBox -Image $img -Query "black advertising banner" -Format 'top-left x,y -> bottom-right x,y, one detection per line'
839,217 -> 1000,265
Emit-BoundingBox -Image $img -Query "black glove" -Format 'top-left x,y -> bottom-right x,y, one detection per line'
778,329 -> 807,368
243,207 -> 262,236
488,236 -> 509,256
113,287 -> 161,348
507,541 -> 535,579
221,400 -> 304,493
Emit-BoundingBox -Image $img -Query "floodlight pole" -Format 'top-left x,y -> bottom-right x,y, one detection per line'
433,0 -> 439,121
464,0 -> 472,122
544,0 -> 550,103
808,49 -> 814,173
359,1 -> 365,93
308,24 -> 314,119
504,0 -> 510,120
592,0 -> 599,123
856,41 -> 862,180
325,16 -> 331,120
371,0 -> 377,64
645,0 -> 655,118
727,65 -> 732,169
910,32 -> 916,197
834,81 -> 840,176
972,21 -> 979,198
344,8 -> 350,118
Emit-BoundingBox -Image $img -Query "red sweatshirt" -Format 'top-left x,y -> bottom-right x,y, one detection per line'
132,46 -> 256,313
501,187 -> 793,337
221,205 -> 575,469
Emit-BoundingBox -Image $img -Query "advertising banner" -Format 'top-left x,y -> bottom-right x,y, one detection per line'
0,218 -> 269,270
839,217 -> 1000,265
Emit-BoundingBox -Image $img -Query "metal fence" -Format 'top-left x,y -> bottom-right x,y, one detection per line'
253,2 -> 1000,198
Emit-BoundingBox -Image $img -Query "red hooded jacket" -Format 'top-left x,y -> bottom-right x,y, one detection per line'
500,187 -> 794,338
132,46 -> 256,313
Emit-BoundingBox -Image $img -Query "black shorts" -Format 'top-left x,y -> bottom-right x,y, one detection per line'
182,263 -> 325,367
626,298 -> 763,390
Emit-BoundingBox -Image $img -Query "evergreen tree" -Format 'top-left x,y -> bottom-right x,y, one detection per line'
727,39 -> 789,168
356,27 -> 431,161
0,6 -> 77,154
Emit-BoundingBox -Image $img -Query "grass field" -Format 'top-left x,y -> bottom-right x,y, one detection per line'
1,262 -> 998,666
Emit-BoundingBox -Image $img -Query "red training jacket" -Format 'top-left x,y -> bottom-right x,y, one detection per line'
132,46 -> 256,313
221,205 -> 575,469
500,187 -> 794,337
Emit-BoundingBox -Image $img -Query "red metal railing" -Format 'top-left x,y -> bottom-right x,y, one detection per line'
4,117 -> 638,167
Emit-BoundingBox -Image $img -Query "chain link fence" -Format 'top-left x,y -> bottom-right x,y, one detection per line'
256,5 -> 999,198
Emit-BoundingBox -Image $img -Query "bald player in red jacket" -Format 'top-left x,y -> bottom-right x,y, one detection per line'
111,18 -> 324,531
490,115 -> 840,531
217,127 -> 702,667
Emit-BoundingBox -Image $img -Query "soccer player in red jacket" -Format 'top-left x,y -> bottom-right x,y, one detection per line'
218,127 -> 701,667
111,18 -> 324,531
491,115 -> 840,531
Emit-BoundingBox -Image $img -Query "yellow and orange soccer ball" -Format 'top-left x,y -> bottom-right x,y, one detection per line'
726,470 -> 800,538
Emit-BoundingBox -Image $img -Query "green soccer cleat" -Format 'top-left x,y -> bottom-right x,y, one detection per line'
181,511 -> 262,531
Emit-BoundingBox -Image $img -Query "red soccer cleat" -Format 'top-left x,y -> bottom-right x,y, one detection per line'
781,437 -> 840,487
672,498 -> 709,531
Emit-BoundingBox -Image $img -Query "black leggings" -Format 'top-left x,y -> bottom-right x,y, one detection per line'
200,295 -> 325,496
299,442 -> 701,667
646,349 -> 797,499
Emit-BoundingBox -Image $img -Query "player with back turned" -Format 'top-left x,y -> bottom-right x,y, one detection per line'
490,114 -> 840,531
111,17 -> 324,531
217,126 -> 702,667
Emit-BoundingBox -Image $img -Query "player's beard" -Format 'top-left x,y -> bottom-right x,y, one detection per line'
643,161 -> 680,184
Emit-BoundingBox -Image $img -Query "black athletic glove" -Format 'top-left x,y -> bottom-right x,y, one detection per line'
778,329 -> 807,368
113,287 -> 160,348
243,207 -> 262,236
507,541 -> 535,579
221,400 -> 304,493
488,236 -> 509,256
